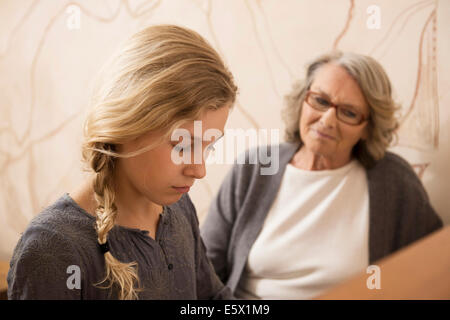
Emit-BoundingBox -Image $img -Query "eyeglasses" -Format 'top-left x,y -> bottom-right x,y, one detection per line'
304,91 -> 369,125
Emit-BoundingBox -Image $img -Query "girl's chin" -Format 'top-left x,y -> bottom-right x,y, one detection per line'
146,192 -> 182,207
162,191 -> 185,205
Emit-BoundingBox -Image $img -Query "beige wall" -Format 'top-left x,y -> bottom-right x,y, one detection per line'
1,0 -> 449,261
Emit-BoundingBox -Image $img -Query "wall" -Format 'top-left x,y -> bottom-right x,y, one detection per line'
1,0 -> 449,261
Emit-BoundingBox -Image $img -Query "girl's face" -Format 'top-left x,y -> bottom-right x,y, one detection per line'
114,104 -> 231,206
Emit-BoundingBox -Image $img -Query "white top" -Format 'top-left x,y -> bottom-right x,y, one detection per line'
235,159 -> 369,300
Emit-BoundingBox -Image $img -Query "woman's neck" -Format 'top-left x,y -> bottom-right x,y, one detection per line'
290,146 -> 352,171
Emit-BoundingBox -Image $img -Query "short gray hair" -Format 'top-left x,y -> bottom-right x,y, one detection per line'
282,51 -> 399,168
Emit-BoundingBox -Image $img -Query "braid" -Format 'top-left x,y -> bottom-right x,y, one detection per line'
90,143 -> 140,300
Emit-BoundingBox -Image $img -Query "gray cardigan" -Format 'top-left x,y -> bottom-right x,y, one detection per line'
200,142 -> 443,294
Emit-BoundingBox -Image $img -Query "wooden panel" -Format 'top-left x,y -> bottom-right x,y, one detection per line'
317,226 -> 450,299
0,261 -> 9,297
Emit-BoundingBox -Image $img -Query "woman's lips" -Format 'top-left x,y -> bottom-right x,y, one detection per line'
314,129 -> 336,140
172,186 -> 190,193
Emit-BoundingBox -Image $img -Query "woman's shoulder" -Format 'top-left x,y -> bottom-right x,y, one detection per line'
377,151 -> 414,170
368,151 -> 429,199
370,151 -> 420,180
238,142 -> 298,165
230,142 -> 299,179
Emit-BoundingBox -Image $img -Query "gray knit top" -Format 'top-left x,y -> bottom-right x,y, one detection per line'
7,193 -> 232,300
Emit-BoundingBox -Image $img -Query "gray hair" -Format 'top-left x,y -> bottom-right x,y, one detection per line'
282,51 -> 399,168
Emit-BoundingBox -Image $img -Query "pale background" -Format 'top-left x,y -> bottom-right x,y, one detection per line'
0,0 -> 449,261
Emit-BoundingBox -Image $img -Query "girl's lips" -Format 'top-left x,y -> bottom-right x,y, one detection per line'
172,186 -> 190,193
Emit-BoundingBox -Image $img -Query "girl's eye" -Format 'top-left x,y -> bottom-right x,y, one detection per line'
173,145 -> 191,153
173,143 -> 217,154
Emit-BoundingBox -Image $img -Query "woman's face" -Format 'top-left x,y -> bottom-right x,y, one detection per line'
115,104 -> 231,206
299,63 -> 370,162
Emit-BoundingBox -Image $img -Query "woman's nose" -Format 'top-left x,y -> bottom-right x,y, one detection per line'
320,107 -> 338,128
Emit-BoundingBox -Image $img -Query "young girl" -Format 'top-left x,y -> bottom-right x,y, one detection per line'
7,25 -> 237,300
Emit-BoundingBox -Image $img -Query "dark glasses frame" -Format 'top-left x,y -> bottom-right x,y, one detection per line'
304,90 -> 369,126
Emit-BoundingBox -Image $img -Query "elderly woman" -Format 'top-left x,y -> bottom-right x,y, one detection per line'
200,51 -> 443,299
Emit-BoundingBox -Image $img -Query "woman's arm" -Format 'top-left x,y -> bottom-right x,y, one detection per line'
200,165 -> 240,284
375,152 -> 444,251
182,194 -> 234,299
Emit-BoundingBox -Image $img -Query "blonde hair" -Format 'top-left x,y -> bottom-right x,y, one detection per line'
282,51 -> 399,168
81,25 -> 237,299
